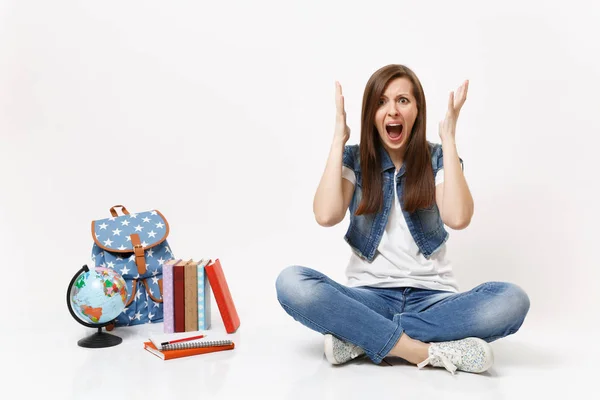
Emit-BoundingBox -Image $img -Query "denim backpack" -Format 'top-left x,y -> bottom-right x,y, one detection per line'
91,205 -> 175,327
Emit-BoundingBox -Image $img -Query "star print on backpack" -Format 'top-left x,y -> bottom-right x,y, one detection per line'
91,205 -> 175,326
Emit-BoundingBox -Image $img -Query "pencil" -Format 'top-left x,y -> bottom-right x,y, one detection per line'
160,335 -> 205,346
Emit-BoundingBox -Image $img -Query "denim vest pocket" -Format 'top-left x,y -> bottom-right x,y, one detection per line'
415,204 -> 444,236
408,204 -> 448,258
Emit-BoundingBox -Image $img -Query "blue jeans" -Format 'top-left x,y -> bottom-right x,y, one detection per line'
275,265 -> 530,364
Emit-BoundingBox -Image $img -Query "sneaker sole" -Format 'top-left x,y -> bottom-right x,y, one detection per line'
323,334 -> 339,365
469,337 -> 494,373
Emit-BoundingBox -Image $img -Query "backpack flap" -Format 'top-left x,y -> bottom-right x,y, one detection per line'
91,210 -> 169,275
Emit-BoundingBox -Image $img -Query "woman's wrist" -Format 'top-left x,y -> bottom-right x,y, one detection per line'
440,134 -> 456,147
330,138 -> 346,151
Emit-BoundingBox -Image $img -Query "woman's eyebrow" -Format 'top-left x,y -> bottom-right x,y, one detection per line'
381,92 -> 410,98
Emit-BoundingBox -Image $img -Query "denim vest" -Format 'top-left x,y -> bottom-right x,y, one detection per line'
343,141 -> 459,262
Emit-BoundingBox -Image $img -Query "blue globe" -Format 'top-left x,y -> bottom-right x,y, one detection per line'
69,266 -> 127,325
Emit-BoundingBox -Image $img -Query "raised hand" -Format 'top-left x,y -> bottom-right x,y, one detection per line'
439,80 -> 469,142
334,81 -> 351,145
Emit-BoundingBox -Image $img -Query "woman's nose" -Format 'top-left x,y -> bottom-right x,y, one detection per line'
387,103 -> 400,116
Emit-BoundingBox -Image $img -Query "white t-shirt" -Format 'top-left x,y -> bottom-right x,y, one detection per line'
342,167 -> 459,293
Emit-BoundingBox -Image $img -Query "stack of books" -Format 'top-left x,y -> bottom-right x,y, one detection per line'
162,258 -> 240,334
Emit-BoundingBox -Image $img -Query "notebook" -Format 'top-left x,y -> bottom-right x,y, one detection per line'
143,340 -> 234,360
160,339 -> 233,351
205,258 -> 240,333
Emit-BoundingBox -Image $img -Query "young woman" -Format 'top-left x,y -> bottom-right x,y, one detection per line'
275,64 -> 530,374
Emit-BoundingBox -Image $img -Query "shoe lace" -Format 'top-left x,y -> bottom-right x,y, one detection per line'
417,346 -> 461,375
349,345 -> 363,359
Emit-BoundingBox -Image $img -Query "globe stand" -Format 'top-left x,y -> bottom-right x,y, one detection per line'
67,265 -> 125,349
78,327 -> 123,348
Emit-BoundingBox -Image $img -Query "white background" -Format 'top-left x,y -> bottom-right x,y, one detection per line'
1,0 -> 599,398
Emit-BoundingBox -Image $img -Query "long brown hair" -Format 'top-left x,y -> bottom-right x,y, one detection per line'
355,64 -> 434,215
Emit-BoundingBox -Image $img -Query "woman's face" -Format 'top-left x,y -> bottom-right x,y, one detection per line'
374,77 -> 418,158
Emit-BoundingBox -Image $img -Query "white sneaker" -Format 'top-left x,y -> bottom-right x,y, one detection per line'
324,334 -> 366,365
417,337 -> 494,375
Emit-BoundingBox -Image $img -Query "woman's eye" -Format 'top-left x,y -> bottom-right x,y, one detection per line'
378,99 -> 386,106
398,97 -> 408,104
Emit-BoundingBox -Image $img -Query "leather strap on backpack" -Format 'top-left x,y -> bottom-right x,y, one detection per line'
142,279 -> 164,303
130,234 -> 147,275
125,279 -> 138,307
110,205 -> 130,217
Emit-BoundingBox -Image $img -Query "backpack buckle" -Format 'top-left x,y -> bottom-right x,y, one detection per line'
133,244 -> 144,257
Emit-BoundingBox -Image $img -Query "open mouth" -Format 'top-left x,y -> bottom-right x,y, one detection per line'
385,123 -> 403,142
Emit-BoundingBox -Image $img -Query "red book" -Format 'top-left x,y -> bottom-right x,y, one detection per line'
173,260 -> 187,332
205,259 -> 240,333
